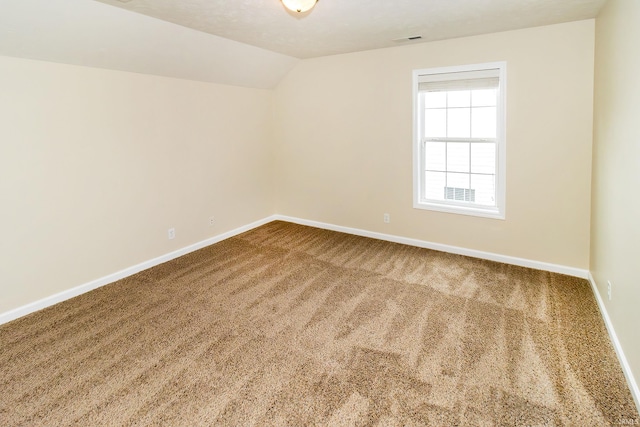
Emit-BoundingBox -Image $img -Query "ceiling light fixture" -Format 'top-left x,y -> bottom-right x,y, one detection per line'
281,0 -> 318,13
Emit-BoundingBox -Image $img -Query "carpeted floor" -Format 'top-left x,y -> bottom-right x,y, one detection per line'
1,221 -> 638,426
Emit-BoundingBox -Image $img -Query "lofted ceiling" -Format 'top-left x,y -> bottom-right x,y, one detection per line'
0,0 -> 298,89
94,0 -> 608,59
0,0 -> 606,89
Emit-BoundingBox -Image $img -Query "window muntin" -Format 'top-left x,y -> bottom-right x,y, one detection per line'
413,63 -> 506,219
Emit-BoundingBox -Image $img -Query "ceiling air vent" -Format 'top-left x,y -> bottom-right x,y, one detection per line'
392,35 -> 423,43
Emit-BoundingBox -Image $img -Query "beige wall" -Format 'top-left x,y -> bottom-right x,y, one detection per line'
274,21 -> 595,269
3,8 -> 636,406
0,56 -> 274,314
592,0 -> 640,396
0,21 -> 598,316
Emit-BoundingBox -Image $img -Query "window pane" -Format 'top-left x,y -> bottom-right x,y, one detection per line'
423,91 -> 446,108
470,143 -> 495,174
424,109 -> 446,137
447,142 -> 470,173
414,64 -> 504,217
424,171 -> 446,201
472,88 -> 497,107
447,108 -> 470,138
471,174 -> 496,206
471,106 -> 496,138
425,141 -> 446,171
446,172 -> 469,189
448,90 -> 471,108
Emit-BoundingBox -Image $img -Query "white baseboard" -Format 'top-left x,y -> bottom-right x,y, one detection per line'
0,215 -> 277,326
0,214 -> 589,325
273,215 -> 589,279
276,215 -> 639,411
3,214 -> 635,411
2,214 -> 636,414
587,273 -> 640,413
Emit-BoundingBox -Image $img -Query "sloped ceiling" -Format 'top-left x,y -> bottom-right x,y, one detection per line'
95,0 -> 607,59
0,0 -> 298,89
0,0 -> 606,89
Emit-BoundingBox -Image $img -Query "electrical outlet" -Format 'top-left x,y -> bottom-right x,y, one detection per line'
607,280 -> 612,301
383,213 -> 390,224
209,216 -> 215,227
168,228 -> 175,240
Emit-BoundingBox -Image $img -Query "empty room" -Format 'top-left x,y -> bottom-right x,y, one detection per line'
1,0 -> 639,425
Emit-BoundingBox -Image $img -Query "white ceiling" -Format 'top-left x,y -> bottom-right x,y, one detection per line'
94,0 -> 607,59
0,0 -> 606,89
0,0 -> 298,89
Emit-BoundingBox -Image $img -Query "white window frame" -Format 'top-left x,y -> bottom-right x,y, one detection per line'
412,61 -> 507,220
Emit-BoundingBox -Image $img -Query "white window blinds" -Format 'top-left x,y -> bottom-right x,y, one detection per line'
418,69 -> 500,92
413,62 -> 506,219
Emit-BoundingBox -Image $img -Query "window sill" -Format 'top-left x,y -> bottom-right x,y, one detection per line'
413,200 -> 505,220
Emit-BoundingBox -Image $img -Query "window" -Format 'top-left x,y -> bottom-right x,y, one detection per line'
413,62 -> 506,219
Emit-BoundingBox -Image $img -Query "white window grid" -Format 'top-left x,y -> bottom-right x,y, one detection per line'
412,62 -> 506,219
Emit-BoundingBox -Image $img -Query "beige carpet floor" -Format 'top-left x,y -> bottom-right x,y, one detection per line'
1,221 -> 638,426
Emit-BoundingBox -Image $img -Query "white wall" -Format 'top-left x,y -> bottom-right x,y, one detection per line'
0,56 -> 274,314
592,0 -> 640,399
274,20 -> 595,269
